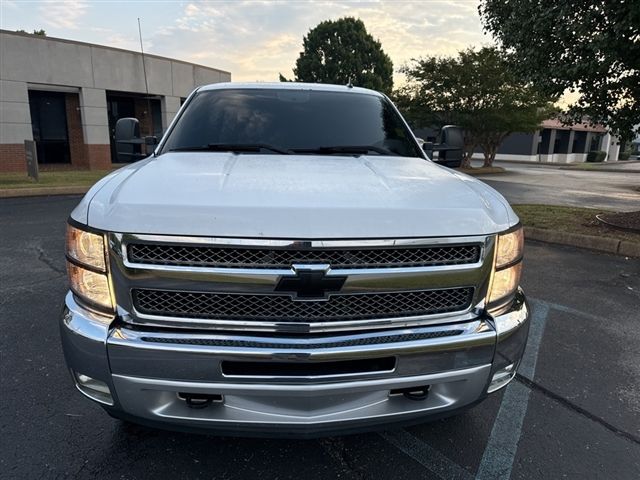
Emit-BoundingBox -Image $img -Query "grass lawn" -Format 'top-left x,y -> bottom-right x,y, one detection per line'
561,163 -> 612,171
0,170 -> 113,189
513,204 -> 640,244
456,166 -> 506,176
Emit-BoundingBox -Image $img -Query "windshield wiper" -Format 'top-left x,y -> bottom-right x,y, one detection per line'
291,145 -> 394,156
168,143 -> 292,154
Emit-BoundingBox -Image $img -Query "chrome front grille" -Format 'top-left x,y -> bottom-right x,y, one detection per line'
127,243 -> 481,269
111,234 -> 494,333
133,287 -> 474,323
140,329 -> 465,348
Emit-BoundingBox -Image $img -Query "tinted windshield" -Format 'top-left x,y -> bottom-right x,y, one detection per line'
161,88 -> 422,158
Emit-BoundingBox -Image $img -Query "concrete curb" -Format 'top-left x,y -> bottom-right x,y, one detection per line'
559,160 -> 640,173
0,186 -> 90,198
524,227 -> 640,258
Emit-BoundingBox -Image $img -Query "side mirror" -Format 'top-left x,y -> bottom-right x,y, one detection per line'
433,125 -> 464,168
441,125 -> 464,150
115,117 -> 155,162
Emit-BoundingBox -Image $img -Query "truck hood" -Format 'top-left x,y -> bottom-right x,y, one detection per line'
73,153 -> 516,238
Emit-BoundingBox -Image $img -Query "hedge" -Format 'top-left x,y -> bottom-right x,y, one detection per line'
586,151 -> 606,162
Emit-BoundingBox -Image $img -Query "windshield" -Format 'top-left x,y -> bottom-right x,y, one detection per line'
161,88 -> 422,158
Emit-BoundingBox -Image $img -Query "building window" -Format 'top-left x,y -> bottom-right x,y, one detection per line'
553,132 -> 562,154
28,90 -> 71,164
572,136 -> 579,154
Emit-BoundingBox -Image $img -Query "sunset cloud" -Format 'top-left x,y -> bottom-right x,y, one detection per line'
1,0 -> 493,84
38,0 -> 89,30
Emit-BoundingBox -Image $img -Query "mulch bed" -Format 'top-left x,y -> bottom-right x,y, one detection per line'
597,211 -> 640,232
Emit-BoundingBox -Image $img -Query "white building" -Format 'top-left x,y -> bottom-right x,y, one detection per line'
0,30 -> 231,173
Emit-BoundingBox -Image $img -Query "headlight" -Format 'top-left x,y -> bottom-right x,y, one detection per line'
67,263 -> 114,311
488,226 -> 524,308
66,223 -> 113,312
66,224 -> 106,271
495,227 -> 523,269
488,263 -> 522,305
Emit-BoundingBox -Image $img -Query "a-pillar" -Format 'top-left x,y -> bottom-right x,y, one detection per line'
79,88 -> 111,170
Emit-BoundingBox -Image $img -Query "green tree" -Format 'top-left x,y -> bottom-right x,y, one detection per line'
396,47 -> 555,167
479,0 -> 640,140
282,17 -> 393,94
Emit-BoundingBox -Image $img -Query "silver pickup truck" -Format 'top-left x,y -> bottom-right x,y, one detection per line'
61,82 -> 529,437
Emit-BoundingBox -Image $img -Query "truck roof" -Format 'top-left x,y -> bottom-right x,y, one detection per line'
197,82 -> 385,97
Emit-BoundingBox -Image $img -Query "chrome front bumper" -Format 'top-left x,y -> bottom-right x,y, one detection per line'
60,289 -> 529,437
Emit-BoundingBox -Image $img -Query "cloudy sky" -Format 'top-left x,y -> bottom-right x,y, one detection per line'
1,0 -> 493,85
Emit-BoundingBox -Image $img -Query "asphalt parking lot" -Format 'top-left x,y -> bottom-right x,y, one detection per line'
1,196 -> 639,479
475,161 -> 640,212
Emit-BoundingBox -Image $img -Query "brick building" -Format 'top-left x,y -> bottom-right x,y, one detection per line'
0,30 -> 230,173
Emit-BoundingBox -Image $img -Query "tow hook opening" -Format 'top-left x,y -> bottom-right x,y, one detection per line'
389,385 -> 430,401
177,392 -> 224,408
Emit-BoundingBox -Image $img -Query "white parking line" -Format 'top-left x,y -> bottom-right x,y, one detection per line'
379,429 -> 474,480
475,300 -> 550,480
541,300 -> 601,323
380,300 -> 551,479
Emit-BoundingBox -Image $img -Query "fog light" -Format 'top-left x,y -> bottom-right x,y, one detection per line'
487,363 -> 517,393
74,372 -> 114,405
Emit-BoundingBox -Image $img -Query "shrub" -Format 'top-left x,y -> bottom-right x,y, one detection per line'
586,150 -> 606,162
618,151 -> 630,161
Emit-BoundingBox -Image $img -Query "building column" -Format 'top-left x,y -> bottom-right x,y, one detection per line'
604,134 -> 620,162
539,129 -> 556,162
530,130 -> 540,154
161,96 -> 181,133
79,87 -> 111,170
567,130 -> 576,163
583,132 -> 593,154
547,129 -> 557,162
65,93 -> 87,168
599,132 -> 609,156
0,80 -> 32,172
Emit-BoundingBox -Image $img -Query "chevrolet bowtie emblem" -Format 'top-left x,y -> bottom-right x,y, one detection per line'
275,264 -> 346,300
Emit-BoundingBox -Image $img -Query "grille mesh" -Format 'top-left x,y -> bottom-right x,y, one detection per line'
133,287 -> 474,323
127,243 -> 481,269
